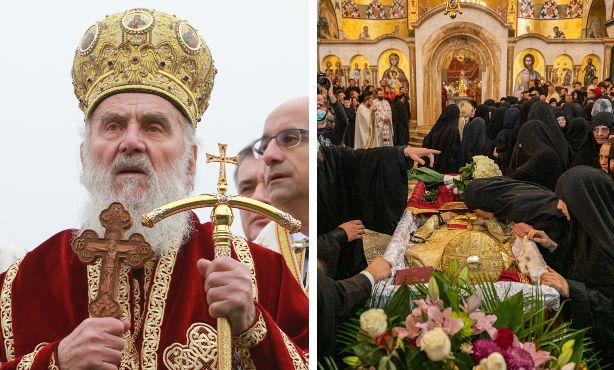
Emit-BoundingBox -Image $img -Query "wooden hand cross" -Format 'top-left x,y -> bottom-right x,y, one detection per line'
72,202 -> 154,319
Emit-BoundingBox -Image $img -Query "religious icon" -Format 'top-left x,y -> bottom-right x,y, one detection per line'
539,0 -> 559,19
179,22 -> 201,50
351,63 -> 361,82
359,25 -> 372,40
79,23 -> 98,53
552,26 -> 566,39
390,0 -> 407,19
382,52 -> 409,89
366,0 -> 386,19
514,53 -> 542,98
519,0 -> 535,18
342,0 -> 360,17
566,0 -> 583,18
583,58 -> 597,88
121,11 -> 153,32
362,62 -> 371,83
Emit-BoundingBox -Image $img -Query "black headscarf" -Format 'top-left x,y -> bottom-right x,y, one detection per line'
565,117 -> 588,154
484,99 -> 496,107
509,120 -> 566,190
511,96 -> 539,150
526,101 -> 571,168
502,107 -> 519,130
562,101 -> 587,121
423,104 -> 462,173
459,117 -> 492,165
486,107 -> 506,141
464,176 -> 568,268
572,112 -> 614,168
475,104 -> 491,123
554,167 -> 614,363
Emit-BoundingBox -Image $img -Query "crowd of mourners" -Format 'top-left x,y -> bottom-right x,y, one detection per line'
425,77 -> 614,365
317,75 -> 614,366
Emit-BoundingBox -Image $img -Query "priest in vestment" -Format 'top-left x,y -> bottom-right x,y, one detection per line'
0,9 -> 308,369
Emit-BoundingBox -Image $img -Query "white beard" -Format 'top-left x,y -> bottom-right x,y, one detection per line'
79,149 -> 194,256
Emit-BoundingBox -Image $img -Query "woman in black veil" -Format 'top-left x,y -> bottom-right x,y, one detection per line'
423,104 -> 462,173
536,166 -> 614,365
459,117 -> 492,165
464,177 -> 568,270
565,117 -> 588,155
509,120 -> 567,190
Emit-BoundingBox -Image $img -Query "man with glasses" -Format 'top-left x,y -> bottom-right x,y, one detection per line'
253,97 -> 309,291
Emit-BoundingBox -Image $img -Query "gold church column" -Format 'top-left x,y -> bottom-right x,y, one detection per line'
342,65 -> 350,86
408,39 -> 417,121
506,42 -> 515,96
545,65 -> 554,83
371,65 -> 379,86
603,43 -> 613,80
573,65 -> 581,83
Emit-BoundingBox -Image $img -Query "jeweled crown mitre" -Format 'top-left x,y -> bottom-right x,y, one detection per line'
72,9 -> 215,127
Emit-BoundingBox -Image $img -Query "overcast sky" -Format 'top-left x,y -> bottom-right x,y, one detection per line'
0,1 -> 308,250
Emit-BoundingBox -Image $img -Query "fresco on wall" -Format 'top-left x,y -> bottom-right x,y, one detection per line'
377,49 -> 409,90
513,49 -> 545,97
552,54 -> 574,87
349,55 -> 372,86
578,54 -> 601,88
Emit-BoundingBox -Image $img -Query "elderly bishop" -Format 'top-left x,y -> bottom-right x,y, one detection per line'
0,9 -> 308,370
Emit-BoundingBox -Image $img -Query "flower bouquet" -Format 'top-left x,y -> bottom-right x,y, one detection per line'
409,155 -> 502,198
320,262 -> 601,370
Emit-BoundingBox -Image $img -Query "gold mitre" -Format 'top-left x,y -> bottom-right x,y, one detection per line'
72,9 -> 215,127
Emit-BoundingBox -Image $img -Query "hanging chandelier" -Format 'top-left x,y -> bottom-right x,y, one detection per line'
444,0 -> 462,18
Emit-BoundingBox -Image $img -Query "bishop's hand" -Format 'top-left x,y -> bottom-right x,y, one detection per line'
197,257 -> 257,335
58,317 -> 129,370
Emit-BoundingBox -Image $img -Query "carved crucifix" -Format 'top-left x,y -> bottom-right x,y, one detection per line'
72,202 -> 154,319
206,143 -> 239,195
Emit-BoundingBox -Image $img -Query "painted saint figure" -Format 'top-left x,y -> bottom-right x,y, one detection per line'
390,0 -> 407,18
366,0 -> 386,19
566,0 -> 583,18
381,53 -> 409,89
343,0 -> 360,17
514,53 -> 542,98
519,0 -> 535,18
583,59 -> 597,88
539,0 -> 559,19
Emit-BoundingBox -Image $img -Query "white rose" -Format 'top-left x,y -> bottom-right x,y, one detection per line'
359,309 -> 388,338
420,327 -> 451,361
479,352 -> 507,370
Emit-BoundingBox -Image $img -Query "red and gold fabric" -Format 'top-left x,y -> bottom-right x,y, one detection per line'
0,214 -> 308,369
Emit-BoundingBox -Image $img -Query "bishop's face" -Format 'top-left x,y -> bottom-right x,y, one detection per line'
84,93 -> 196,197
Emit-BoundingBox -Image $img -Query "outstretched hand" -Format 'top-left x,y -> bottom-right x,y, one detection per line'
404,146 -> 441,167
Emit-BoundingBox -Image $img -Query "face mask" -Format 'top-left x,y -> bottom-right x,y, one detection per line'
317,109 -> 327,122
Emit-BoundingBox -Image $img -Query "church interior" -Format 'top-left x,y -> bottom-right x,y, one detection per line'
318,0 -> 613,143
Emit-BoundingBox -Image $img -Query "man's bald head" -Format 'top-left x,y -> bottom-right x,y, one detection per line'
260,97 -> 309,232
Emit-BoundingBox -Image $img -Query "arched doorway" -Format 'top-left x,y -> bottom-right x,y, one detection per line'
421,22 -> 502,126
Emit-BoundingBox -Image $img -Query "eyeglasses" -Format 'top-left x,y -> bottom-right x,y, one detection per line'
593,127 -> 611,134
252,128 -> 309,157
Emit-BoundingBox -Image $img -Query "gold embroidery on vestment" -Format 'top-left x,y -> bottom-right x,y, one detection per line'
16,346 -> 41,370
1,257 -> 24,361
163,322 -> 217,369
280,331 -> 308,370
140,249 -> 178,368
232,236 -> 258,301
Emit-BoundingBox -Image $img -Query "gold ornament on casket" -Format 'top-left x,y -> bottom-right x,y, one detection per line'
440,231 -> 505,281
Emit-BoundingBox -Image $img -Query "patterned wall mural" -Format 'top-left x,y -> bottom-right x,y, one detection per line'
517,0 -> 584,38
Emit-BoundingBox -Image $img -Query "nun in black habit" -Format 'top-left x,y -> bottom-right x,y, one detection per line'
317,145 -> 438,280
509,120 -> 567,190
538,166 -> 614,365
565,117 -> 589,155
459,117 -> 493,165
494,107 -> 519,174
464,177 -> 569,271
525,100 -> 572,168
571,111 -> 614,168
423,104 -> 462,173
